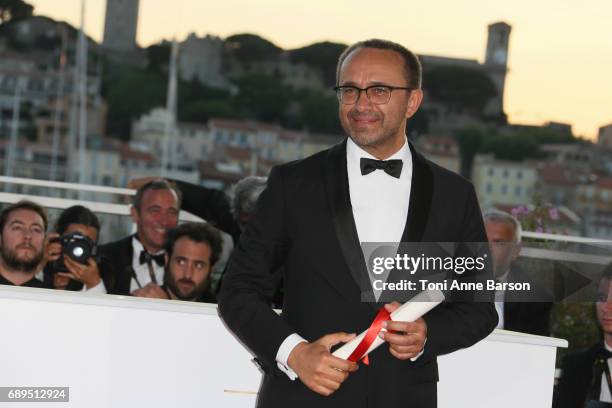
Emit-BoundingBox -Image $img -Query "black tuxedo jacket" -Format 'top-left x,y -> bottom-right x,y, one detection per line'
218,140 -> 498,408
503,264 -> 552,336
173,179 -> 241,243
556,342 -> 609,408
98,235 -> 135,295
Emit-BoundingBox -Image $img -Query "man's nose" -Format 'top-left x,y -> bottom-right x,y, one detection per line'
184,264 -> 194,279
354,89 -> 373,110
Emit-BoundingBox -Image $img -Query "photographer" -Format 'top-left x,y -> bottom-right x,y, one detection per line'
43,206 -> 113,293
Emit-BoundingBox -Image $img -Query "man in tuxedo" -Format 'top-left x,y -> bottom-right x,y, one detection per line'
0,200 -> 49,288
218,39 -> 497,407
98,179 -> 181,295
484,210 -> 552,336
556,267 -> 612,407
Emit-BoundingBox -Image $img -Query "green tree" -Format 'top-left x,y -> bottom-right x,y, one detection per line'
299,91 -> 341,134
145,43 -> 170,73
425,66 -> 498,115
180,100 -> 239,123
455,126 -> 486,177
225,34 -> 282,65
289,41 -> 347,87
0,0 -> 33,24
104,68 -> 166,139
232,73 -> 289,123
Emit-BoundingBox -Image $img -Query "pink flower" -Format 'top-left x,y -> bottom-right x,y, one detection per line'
549,207 -> 560,220
536,227 -> 544,233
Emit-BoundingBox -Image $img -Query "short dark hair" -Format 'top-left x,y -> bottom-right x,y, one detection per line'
55,205 -> 100,239
335,39 -> 422,89
164,222 -> 223,266
0,200 -> 48,234
132,179 -> 182,212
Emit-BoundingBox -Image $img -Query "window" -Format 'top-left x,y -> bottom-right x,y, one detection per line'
488,168 -> 494,177
503,169 -> 509,178
515,186 -> 522,196
517,171 -> 523,180
486,183 -> 493,193
501,184 -> 508,195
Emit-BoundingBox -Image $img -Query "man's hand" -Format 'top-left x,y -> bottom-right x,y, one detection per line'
59,257 -> 102,289
380,302 -> 427,360
287,332 -> 358,397
131,283 -> 169,299
44,233 -> 62,263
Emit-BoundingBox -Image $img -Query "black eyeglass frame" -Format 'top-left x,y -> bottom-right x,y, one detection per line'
333,85 -> 415,105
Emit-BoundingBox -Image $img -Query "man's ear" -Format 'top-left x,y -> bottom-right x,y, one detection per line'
405,88 -> 424,119
130,206 -> 139,224
511,242 -> 522,262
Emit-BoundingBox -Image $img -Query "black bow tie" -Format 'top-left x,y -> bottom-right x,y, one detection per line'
139,250 -> 165,267
596,345 -> 612,361
360,158 -> 403,178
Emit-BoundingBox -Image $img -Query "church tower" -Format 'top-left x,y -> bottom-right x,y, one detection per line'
484,22 -> 512,118
102,0 -> 140,52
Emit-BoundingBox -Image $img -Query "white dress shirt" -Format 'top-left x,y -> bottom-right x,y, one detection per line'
130,237 -> 165,293
276,137 -> 421,380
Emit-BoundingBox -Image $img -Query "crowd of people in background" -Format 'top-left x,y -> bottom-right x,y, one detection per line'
0,175 -> 270,305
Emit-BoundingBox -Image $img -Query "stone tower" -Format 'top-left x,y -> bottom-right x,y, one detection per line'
102,0 -> 140,52
483,22 -> 512,118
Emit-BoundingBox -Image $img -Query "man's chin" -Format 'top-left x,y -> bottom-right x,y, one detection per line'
349,131 -> 383,147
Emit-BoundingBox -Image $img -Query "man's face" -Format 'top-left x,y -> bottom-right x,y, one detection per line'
165,237 -> 212,300
0,209 -> 45,273
337,47 -> 422,152
597,278 -> 612,336
131,189 -> 179,252
485,220 -> 521,276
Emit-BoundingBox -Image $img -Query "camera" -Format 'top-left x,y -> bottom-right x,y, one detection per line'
49,232 -> 97,273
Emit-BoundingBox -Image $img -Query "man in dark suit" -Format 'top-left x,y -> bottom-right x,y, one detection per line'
484,210 -> 552,336
556,267 -> 612,407
218,39 -> 497,407
98,179 -> 181,295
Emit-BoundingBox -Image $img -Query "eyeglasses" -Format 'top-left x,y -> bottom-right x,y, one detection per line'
333,85 -> 414,105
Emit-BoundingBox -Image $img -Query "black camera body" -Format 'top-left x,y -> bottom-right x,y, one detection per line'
49,232 -> 97,273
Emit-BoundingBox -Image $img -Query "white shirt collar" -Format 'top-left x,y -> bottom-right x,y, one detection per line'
346,136 -> 411,171
132,235 -> 164,256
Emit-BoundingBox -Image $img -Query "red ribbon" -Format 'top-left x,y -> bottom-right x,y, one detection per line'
347,307 -> 392,365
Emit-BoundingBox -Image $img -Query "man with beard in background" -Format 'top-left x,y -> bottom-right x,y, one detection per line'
133,222 -> 222,303
0,200 -> 49,288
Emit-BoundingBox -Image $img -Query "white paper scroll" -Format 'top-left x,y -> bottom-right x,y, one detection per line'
332,289 -> 446,360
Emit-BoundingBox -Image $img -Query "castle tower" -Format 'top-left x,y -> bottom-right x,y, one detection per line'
102,0 -> 140,52
483,22 -> 512,118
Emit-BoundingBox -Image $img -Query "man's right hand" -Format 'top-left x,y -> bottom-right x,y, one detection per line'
287,332 -> 358,397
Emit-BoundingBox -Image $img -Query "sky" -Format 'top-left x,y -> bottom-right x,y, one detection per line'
29,0 -> 612,140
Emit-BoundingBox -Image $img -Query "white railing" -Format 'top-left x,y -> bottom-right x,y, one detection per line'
0,175 -> 202,222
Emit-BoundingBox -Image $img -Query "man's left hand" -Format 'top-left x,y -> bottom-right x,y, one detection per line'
380,301 -> 427,360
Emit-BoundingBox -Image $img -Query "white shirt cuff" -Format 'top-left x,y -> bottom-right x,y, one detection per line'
410,337 -> 427,361
82,280 -> 107,294
276,333 -> 306,380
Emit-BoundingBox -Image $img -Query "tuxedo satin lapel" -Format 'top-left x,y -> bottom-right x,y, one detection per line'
324,140 -> 377,304
400,142 -> 433,243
